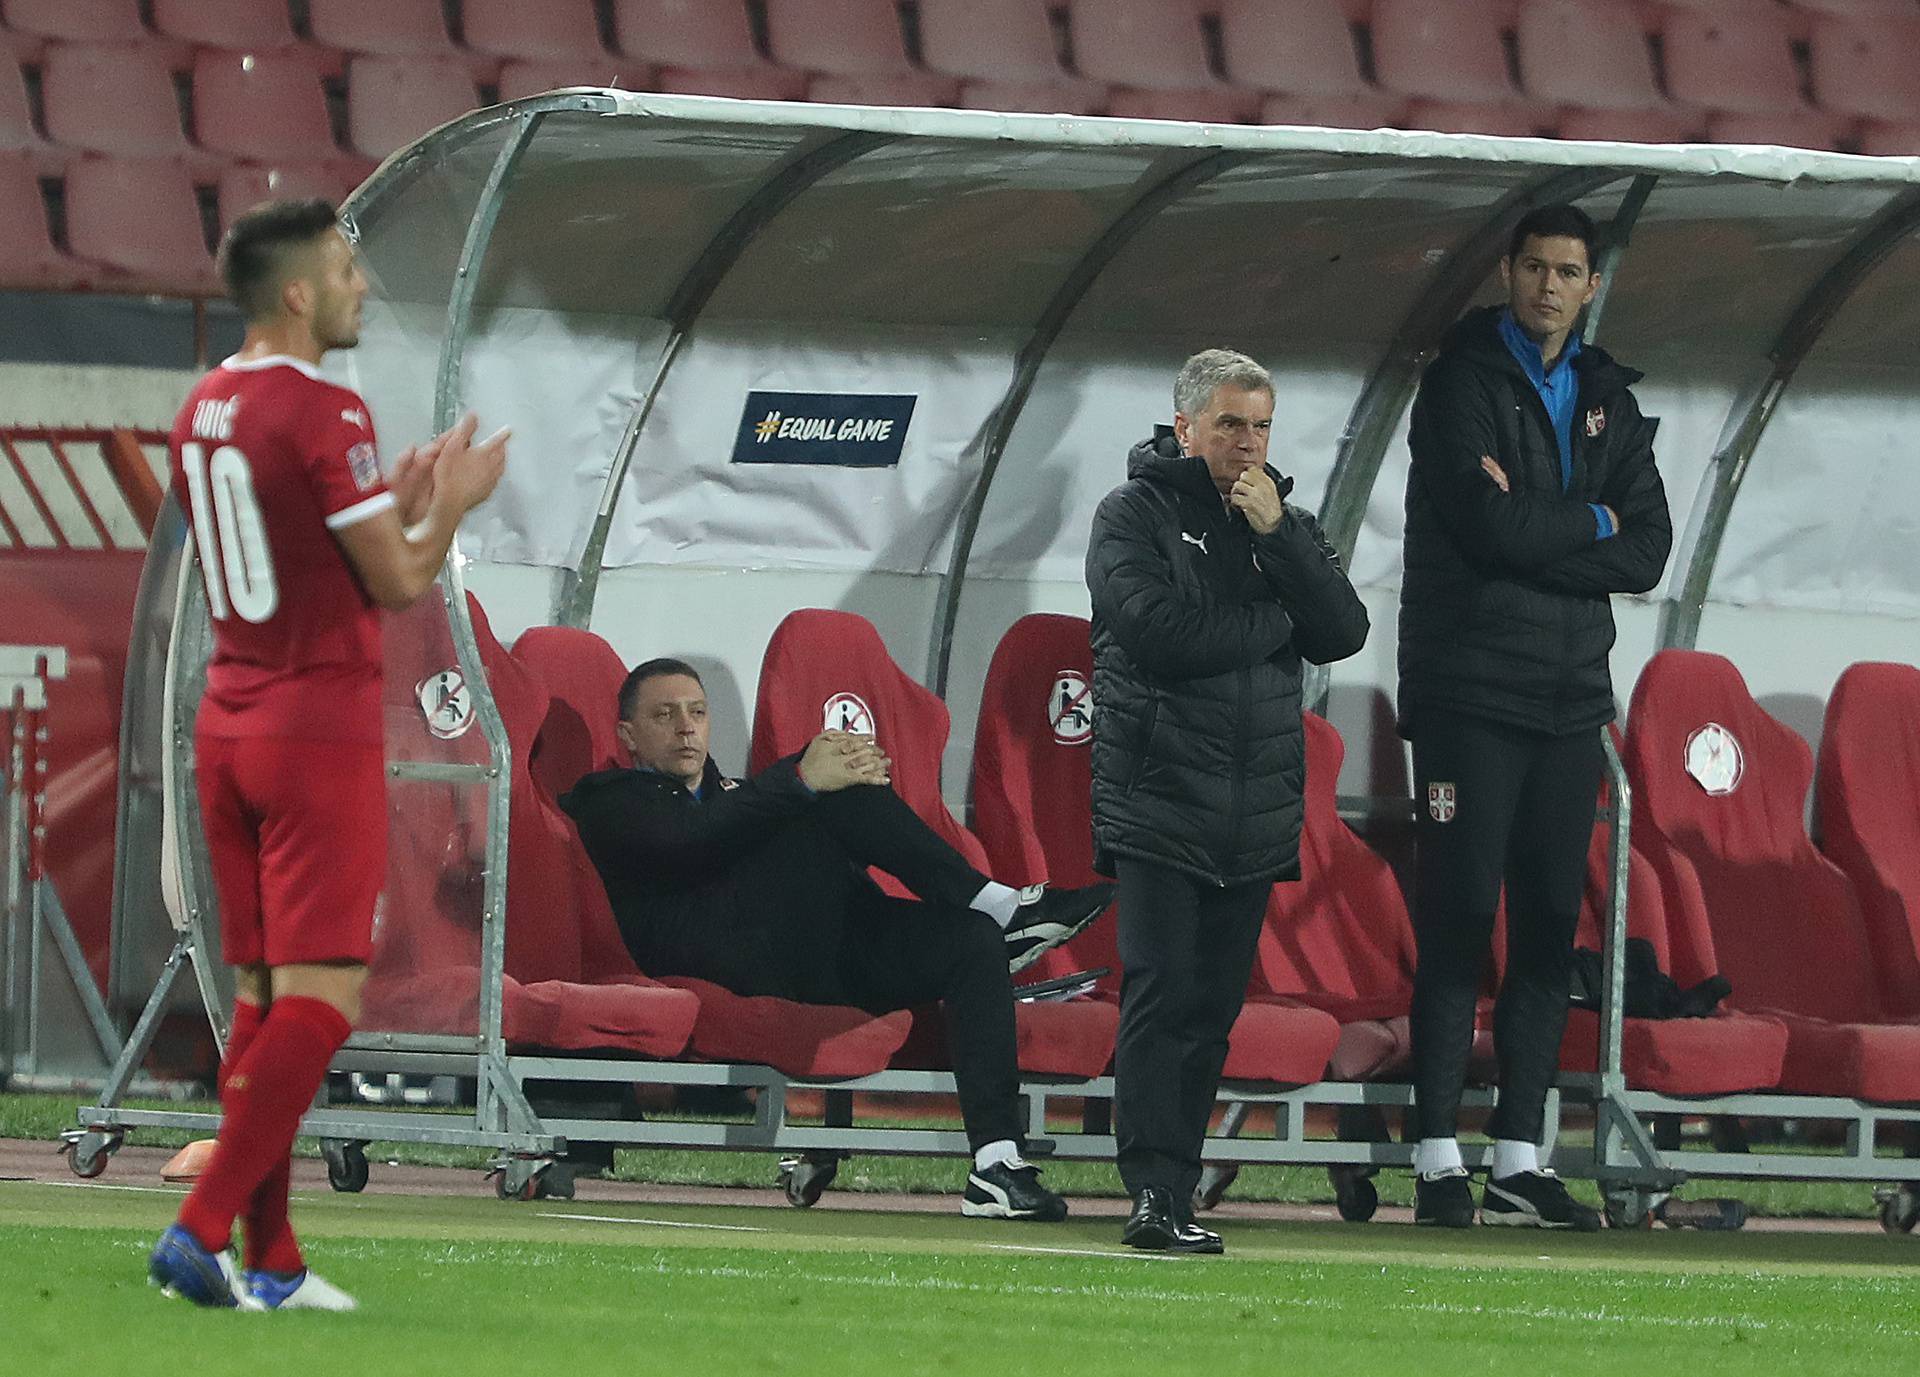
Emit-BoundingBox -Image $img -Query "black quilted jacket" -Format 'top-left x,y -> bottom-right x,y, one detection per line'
1399,306 -> 1673,739
1085,431 -> 1369,887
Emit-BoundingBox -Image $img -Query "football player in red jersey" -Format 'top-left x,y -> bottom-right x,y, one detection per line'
149,200 -> 508,1311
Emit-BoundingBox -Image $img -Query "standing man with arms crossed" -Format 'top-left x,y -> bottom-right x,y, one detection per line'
1088,349 -> 1369,1254
149,200 -> 509,1309
1400,204 -> 1671,1230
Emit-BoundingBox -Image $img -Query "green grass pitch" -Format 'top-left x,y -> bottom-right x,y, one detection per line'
5,1171 -> 1919,1377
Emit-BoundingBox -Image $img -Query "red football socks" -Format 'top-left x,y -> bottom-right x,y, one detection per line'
177,995 -> 350,1254
214,1001 -> 304,1274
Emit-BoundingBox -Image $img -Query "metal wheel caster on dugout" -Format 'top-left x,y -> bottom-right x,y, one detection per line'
59,1128 -> 122,1179
322,1138 -> 371,1193
490,1154 -> 559,1202
1874,1186 -> 1920,1234
1604,1187 -> 1658,1229
778,1151 -> 845,1207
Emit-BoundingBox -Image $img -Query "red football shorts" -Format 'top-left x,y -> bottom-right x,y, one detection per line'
197,735 -> 387,967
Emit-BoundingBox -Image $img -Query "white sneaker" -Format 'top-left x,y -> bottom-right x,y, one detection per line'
245,1267 -> 358,1311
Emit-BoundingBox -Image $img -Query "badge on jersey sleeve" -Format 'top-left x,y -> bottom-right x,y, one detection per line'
346,441 -> 380,492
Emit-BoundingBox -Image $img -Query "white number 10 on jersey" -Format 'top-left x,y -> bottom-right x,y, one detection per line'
181,441 -> 280,623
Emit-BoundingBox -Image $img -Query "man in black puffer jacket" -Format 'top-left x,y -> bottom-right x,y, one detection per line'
1399,204 -> 1671,1234
1087,348 -> 1369,1254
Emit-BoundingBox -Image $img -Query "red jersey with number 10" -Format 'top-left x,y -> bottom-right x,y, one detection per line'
169,354 -> 394,744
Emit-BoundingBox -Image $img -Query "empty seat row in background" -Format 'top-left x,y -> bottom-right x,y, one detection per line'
6,0 -> 1920,297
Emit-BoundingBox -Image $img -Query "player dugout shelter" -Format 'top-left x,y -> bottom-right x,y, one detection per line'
76,93 -> 1920,1211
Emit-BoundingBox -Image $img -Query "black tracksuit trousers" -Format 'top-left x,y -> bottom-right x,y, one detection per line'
680,784 -> 1022,1152
1112,857 -> 1270,1207
1409,709 -> 1604,1145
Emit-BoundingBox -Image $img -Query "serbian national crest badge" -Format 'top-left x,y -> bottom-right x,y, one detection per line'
1427,781 -> 1457,824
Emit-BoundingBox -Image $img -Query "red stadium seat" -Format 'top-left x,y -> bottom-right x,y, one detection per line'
1515,0 -> 1663,111
193,50 -> 342,163
650,67 -> 808,101
1809,17 -> 1920,124
0,151 -> 87,289
1372,0 -> 1517,104
461,0 -> 607,62
1860,123 -> 1920,155
1662,8 -> 1807,116
1624,650 -> 1920,1102
41,42 -> 208,163
308,0 -> 456,57
1259,92 -> 1405,129
1405,100 -> 1554,138
151,0 -> 298,51
511,624 -> 632,800
1704,111 -> 1851,151
809,73 -> 960,108
1558,107 -> 1706,144
63,157 -> 218,294
217,163 -> 368,231
0,54 -> 64,169
610,0 -> 764,69
919,0 -> 1069,83
1218,0 -> 1372,98
966,612 -> 1334,1084
753,609 -> 1118,1079
1069,0 -> 1216,90
1108,88 -> 1258,124
1794,0 -> 1920,17
1250,714 -> 1416,1025
346,54 -> 479,161
764,0 -> 916,77
959,81 -> 1106,116
1816,663 -> 1920,1019
1549,749 -> 1788,1095
0,0 -> 147,45
496,60 -> 646,102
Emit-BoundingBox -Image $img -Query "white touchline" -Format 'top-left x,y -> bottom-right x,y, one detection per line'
982,1243 -> 1191,1262
535,1211 -> 769,1232
33,1181 -> 187,1195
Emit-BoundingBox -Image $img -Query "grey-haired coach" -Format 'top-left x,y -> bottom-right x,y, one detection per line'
1086,348 -> 1368,1254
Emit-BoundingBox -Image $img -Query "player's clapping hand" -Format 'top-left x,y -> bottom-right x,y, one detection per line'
433,412 -> 510,515
799,729 -> 892,792
387,425 -> 453,526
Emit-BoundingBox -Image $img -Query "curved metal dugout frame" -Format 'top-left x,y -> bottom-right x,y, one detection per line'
554,129 -> 898,630
420,110 -> 547,1136
926,149 -> 1251,697
1656,187 -> 1920,651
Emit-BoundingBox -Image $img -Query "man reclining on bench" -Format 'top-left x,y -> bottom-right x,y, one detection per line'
560,657 -> 1113,1220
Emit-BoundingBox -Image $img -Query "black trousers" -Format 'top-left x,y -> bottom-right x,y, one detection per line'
675,785 -> 1022,1153
1408,710 -> 1604,1144
1111,856 -> 1270,1207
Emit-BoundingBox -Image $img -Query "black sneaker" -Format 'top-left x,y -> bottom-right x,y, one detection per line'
962,1160 -> 1068,1221
1481,1170 -> 1603,1231
1414,1167 -> 1477,1228
1003,882 -> 1115,974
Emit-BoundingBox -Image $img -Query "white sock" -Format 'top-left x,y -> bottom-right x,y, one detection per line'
970,881 -> 1021,929
1415,1137 -> 1463,1176
1491,1139 -> 1539,1179
973,1139 -> 1024,1172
